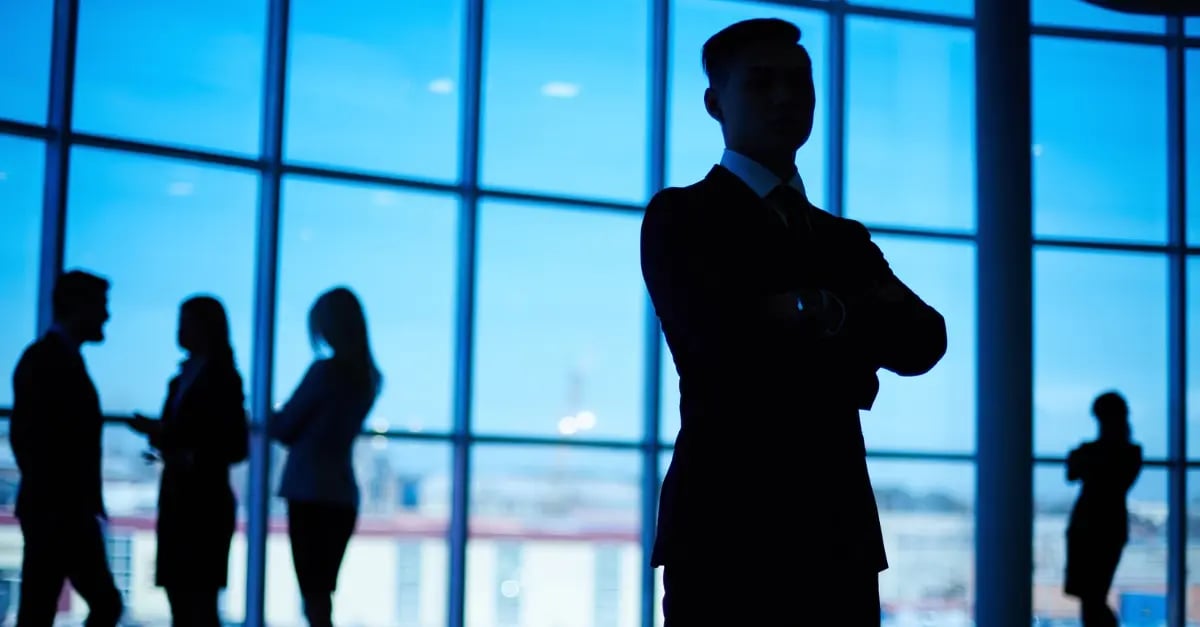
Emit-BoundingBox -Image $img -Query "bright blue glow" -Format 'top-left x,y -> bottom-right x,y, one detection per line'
1033,37 -> 1169,244
72,0 -> 266,155
1033,0 -> 1167,33
472,201 -> 644,440
851,0 -> 972,18
1035,249 -> 1169,459
482,0 -> 649,203
0,0 -> 52,124
1189,50 -> 1200,244
845,17 -> 975,232
284,0 -> 462,181
0,136 -> 43,407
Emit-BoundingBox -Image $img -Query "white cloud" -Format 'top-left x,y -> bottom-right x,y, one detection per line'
428,78 -> 454,94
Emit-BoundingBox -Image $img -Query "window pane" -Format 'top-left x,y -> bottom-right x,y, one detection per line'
1034,249 -> 1168,459
1189,51 -> 1200,245
847,0 -> 971,17
1187,469 -> 1200,623
846,19 -> 975,232
1187,258 -> 1200,458
1033,38 -> 1168,243
481,0 -> 647,203
0,2 -> 52,123
276,178 -> 458,434
73,0 -> 267,155
64,147 -> 258,414
870,459 -> 974,624
1034,464 -> 1165,623
863,237 -> 975,453
467,445 -> 641,627
659,334 -> 679,444
0,136 -> 44,407
472,201 -> 644,440
265,438 -> 450,625
669,1 -> 829,207
1189,18 -> 1200,36
1033,0 -> 1166,33
284,0 -> 462,182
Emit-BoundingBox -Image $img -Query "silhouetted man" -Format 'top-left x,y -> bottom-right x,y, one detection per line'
11,270 -> 123,626
641,19 -> 947,625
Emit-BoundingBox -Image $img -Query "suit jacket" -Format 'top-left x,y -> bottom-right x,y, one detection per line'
269,358 -> 375,509
150,354 -> 248,588
10,332 -> 106,520
641,166 -> 947,571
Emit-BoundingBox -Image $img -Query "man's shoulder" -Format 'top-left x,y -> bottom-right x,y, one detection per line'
644,174 -> 728,226
16,335 -> 61,369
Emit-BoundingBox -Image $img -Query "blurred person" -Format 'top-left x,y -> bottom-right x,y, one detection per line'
10,269 -> 124,627
640,18 -> 947,625
1065,391 -> 1143,627
269,287 -> 381,627
129,295 -> 249,626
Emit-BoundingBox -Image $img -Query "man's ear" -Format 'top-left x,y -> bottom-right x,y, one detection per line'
704,87 -> 722,123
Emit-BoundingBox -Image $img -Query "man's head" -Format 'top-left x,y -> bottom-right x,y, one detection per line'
52,270 -> 110,344
702,18 -> 816,160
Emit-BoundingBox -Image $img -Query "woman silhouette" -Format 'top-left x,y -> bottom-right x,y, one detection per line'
269,287 -> 382,627
1064,391 -> 1143,627
130,295 -> 249,626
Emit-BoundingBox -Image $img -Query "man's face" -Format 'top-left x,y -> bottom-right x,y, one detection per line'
78,295 -> 110,344
707,42 -> 816,154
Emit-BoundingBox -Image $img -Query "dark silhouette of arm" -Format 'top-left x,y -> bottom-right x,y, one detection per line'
268,362 -> 325,445
838,222 -> 948,376
1066,446 -> 1086,482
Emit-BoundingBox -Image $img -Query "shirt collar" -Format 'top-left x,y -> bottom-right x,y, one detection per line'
719,149 -> 807,199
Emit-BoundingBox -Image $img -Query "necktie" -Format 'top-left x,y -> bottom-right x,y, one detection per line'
765,184 -> 813,234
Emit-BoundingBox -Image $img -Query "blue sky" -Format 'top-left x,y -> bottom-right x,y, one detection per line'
0,0 -> 1198,510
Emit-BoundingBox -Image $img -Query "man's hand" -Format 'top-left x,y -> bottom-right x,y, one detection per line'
767,289 -> 845,334
129,413 -> 162,436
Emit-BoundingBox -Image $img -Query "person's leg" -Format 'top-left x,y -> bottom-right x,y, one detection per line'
289,501 -> 334,627
66,517 -> 123,627
1080,596 -> 1118,627
16,518 -> 67,627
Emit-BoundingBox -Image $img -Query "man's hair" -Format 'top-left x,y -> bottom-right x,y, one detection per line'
53,269 -> 110,320
702,18 -> 803,87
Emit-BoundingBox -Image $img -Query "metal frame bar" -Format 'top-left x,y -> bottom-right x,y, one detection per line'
828,0 -> 847,217
447,0 -> 485,624
641,0 -> 670,623
974,1 -> 1033,625
243,0 -> 291,624
1166,14 -> 1188,627
36,0 -> 79,336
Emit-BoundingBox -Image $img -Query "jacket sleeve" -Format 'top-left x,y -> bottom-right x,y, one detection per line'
836,221 -> 948,377
268,362 -> 324,445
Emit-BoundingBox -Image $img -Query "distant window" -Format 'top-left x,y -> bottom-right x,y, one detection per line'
396,541 -> 422,626
496,542 -> 522,627
593,544 -> 620,627
106,533 -> 132,601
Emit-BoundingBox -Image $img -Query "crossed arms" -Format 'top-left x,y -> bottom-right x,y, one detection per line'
640,189 -> 947,380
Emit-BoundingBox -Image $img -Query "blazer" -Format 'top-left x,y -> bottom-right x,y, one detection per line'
269,359 -> 375,509
641,166 -> 947,571
149,354 -> 249,588
10,332 -> 106,520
